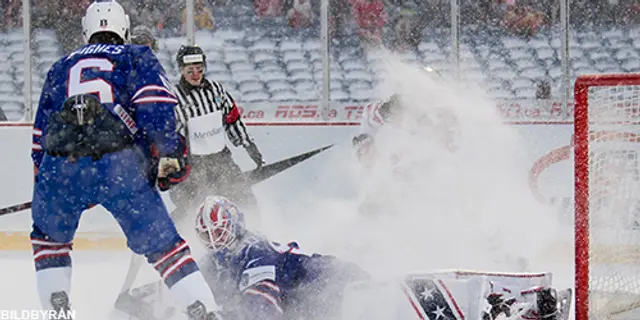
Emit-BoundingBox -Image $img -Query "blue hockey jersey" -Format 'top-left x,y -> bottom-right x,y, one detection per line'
31,43 -> 179,169
201,233 -> 368,320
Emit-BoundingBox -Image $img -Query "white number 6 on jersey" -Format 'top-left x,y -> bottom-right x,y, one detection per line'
68,58 -> 115,104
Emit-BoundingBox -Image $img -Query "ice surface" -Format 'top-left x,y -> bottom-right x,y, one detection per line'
0,251 -> 132,319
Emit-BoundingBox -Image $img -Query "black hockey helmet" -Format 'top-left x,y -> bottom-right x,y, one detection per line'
176,45 -> 207,69
378,93 -> 402,121
131,25 -> 158,52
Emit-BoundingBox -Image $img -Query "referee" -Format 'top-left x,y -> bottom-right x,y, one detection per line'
169,45 -> 265,221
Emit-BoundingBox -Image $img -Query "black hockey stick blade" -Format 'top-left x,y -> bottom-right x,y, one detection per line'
0,201 -> 32,217
244,144 -> 334,185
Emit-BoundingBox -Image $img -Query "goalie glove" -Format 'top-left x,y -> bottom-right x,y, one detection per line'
483,293 -> 516,320
352,133 -> 376,162
482,287 -> 572,320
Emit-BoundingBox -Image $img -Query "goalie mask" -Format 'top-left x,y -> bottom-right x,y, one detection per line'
195,196 -> 246,252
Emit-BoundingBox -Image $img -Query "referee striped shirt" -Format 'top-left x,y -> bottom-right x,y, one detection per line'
172,77 -> 253,148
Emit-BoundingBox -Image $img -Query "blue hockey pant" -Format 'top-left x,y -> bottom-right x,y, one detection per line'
31,148 -> 182,257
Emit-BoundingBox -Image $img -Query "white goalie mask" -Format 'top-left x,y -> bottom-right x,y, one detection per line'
82,0 -> 131,44
195,196 -> 246,252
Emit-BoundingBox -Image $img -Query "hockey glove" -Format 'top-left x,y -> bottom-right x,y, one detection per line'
245,142 -> 265,169
482,293 -> 516,320
157,135 -> 191,191
352,133 -> 375,161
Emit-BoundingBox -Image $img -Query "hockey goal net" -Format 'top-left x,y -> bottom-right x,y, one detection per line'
575,74 -> 640,320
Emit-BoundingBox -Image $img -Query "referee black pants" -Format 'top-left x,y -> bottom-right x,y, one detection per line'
168,147 -> 258,224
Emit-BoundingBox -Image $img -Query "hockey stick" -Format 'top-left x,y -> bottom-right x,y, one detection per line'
0,144 -> 334,217
245,144 -> 333,185
0,201 -> 31,217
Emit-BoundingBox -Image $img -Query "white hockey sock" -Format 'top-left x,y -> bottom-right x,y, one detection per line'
169,271 -> 220,313
36,266 -> 72,310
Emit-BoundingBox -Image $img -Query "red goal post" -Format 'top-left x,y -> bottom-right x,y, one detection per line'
574,73 -> 640,320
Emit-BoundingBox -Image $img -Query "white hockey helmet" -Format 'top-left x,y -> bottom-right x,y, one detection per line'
195,196 -> 246,252
82,0 -> 131,44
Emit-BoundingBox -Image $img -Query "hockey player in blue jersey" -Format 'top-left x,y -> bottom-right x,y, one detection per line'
193,196 -> 369,320
30,1 -> 222,319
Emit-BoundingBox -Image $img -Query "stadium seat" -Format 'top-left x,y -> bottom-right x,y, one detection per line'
296,90 -> 319,102
229,61 -> 255,73
253,51 -> 279,64
349,89 -> 373,102
289,70 -> 314,82
270,89 -> 298,102
0,81 -> 16,93
614,49 -> 639,61
232,71 -> 259,84
208,72 -> 234,83
621,59 -> 640,72
259,62 -> 286,73
282,51 -> 306,63
302,39 -> 321,51
520,67 -> 546,80
511,77 -> 534,90
286,61 -> 311,73
293,79 -> 315,92
241,91 -> 271,103
528,38 -> 550,50
266,80 -> 294,92
208,63 -> 229,74
331,89 -> 350,101
249,40 -> 277,52
225,51 -> 251,64
514,58 -> 538,71
0,73 -> 13,82
239,80 -> 265,93
260,71 -> 287,82
279,40 -> 303,52
588,49 -> 611,61
307,50 -> 322,63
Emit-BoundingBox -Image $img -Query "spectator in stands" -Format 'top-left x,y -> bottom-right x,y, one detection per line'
4,0 -> 21,30
390,1 -> 429,51
622,1 -> 640,24
329,0 -> 350,39
255,0 -> 284,18
131,25 -> 158,52
502,5 -> 546,39
126,0 -> 167,32
57,0 -> 88,54
536,80 -> 551,100
352,0 -> 386,46
286,0 -> 313,29
32,0 -> 56,30
182,0 -> 215,31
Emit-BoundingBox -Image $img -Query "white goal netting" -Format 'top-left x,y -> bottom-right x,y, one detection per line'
575,76 -> 640,320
